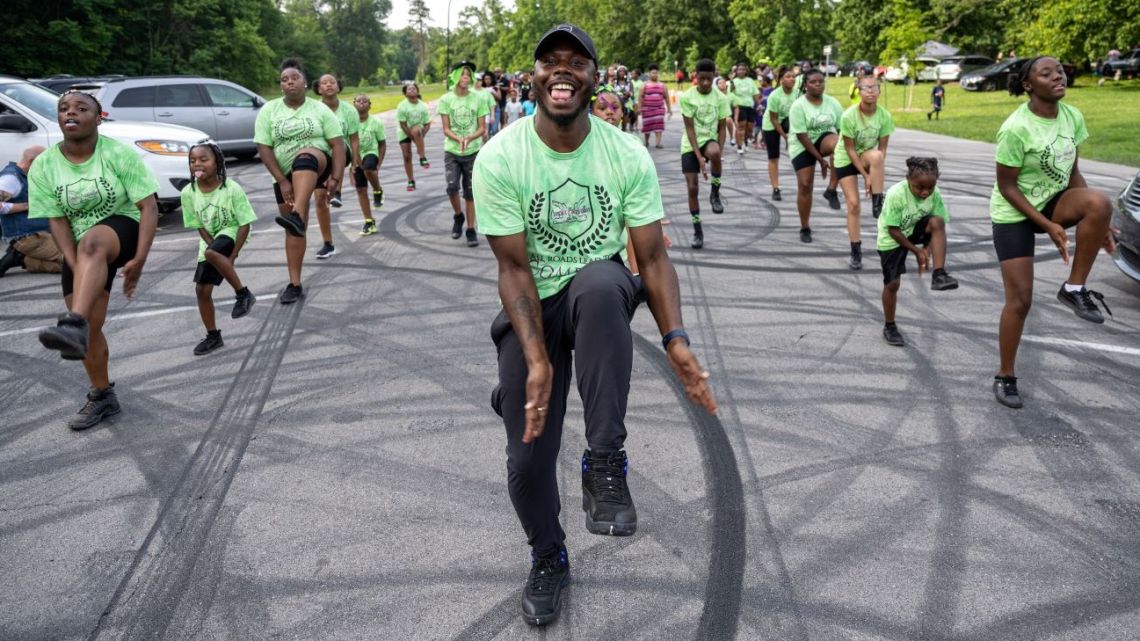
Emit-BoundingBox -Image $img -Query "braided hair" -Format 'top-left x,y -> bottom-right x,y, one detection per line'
905,156 -> 940,178
1008,56 -> 1046,97
188,142 -> 228,191
57,89 -> 104,117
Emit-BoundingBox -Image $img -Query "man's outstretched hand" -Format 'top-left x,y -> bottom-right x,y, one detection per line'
666,341 -> 717,415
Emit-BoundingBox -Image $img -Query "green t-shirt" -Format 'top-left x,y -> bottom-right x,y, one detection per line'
793,74 -> 803,95
989,102 -> 1088,224
680,87 -> 731,155
474,118 -> 664,299
396,99 -> 431,142
760,87 -> 796,131
181,179 -> 257,262
28,135 -> 158,242
438,90 -> 489,157
330,100 -> 359,157
835,104 -> 895,169
631,79 -> 645,106
253,97 -> 342,180
787,94 -> 844,160
876,181 -> 949,251
357,115 -> 387,159
729,76 -> 758,107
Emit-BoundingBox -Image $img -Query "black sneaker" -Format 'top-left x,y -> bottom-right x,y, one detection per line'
232,288 -> 255,319
465,228 -> 479,247
993,376 -> 1023,409
39,312 -> 89,360
329,193 -> 343,208
372,189 -> 384,207
279,283 -> 303,305
823,188 -> 841,210
1056,285 -> 1110,324
275,211 -> 305,237
521,548 -> 570,626
316,243 -> 336,259
931,270 -> 959,291
799,227 -> 813,244
871,193 -> 884,219
68,383 -> 120,430
420,157 -> 430,168
883,323 -> 905,347
771,188 -> 782,201
581,449 -> 637,536
193,331 -> 224,356
710,186 -> 724,214
0,245 -> 24,277
360,220 -> 377,236
849,249 -> 863,270
451,214 -> 464,239
691,231 -> 704,249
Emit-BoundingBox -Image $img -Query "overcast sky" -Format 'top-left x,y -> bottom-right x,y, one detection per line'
386,0 -> 507,30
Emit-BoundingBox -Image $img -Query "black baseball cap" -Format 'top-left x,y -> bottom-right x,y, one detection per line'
534,24 -> 598,66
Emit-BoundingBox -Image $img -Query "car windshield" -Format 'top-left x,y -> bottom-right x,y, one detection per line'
0,80 -> 63,119
976,59 -> 1018,74
939,58 -> 963,65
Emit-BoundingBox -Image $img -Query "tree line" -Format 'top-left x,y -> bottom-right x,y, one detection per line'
6,0 -> 1138,92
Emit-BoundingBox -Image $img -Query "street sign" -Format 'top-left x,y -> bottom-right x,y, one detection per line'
823,45 -> 832,57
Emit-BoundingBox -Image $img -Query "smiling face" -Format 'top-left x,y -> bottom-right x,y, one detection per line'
188,146 -> 217,181
534,41 -> 596,126
56,93 -> 100,140
318,74 -> 340,98
457,69 -> 472,90
280,67 -> 307,101
1025,57 -> 1067,102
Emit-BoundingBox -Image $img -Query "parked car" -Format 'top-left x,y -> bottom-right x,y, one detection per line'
0,76 -> 209,212
935,55 -> 994,81
93,76 -> 264,159
961,57 -> 1079,91
1112,171 -> 1140,283
821,62 -> 840,76
1101,48 -> 1140,78
884,56 -> 941,83
32,74 -> 127,94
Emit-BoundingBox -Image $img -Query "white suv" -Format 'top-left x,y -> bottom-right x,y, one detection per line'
0,76 -> 209,212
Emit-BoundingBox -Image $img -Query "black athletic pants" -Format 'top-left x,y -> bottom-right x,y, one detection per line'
490,257 -> 644,557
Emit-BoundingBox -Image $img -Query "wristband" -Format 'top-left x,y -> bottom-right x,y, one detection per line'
0,202 -> 11,215
662,328 -> 690,351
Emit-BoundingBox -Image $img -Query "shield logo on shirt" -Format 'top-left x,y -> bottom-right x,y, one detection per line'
451,105 -> 476,136
694,103 -> 719,131
64,178 -> 104,212
1042,135 -> 1077,185
547,178 -> 594,242
199,203 -> 231,229
275,117 -> 316,141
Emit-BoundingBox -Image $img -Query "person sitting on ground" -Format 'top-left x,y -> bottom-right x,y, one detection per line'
1,146 -> 64,277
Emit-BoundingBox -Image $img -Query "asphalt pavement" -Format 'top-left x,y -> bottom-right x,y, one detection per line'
2,113 -> 1139,641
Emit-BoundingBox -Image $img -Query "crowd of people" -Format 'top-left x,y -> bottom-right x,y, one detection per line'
6,20 -> 1120,629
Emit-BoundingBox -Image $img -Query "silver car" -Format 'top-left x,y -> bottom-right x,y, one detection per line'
1113,172 -> 1140,283
94,77 -> 264,159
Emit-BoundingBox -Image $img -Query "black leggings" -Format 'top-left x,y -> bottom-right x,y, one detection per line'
490,258 -> 644,557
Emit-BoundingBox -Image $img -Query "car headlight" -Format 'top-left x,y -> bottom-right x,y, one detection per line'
135,140 -> 191,156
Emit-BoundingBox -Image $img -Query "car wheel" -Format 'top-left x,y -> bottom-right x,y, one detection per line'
982,80 -> 996,91
1101,65 -> 1113,77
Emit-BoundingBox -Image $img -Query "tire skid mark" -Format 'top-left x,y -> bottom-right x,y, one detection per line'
85,279 -> 319,641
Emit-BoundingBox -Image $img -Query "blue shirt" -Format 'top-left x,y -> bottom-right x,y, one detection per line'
0,162 -> 49,240
522,100 -> 536,116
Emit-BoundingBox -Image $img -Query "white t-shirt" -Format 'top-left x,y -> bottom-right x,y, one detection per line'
505,100 -> 524,123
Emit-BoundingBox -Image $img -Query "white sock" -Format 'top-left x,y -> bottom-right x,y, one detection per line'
1063,282 -> 1084,293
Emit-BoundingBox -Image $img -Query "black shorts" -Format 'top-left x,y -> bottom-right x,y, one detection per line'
736,106 -> 755,123
272,150 -> 334,205
353,154 -> 379,188
791,134 -> 835,171
834,162 -> 861,182
193,235 -> 236,286
61,215 -> 139,297
991,189 -> 1065,261
762,128 -> 783,159
879,217 -> 935,284
444,151 -> 476,200
681,141 -> 718,174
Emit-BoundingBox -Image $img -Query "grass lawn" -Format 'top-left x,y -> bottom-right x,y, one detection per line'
824,77 -> 1140,168
258,82 -> 448,114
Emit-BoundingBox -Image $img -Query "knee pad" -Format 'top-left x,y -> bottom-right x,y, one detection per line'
292,152 -> 319,174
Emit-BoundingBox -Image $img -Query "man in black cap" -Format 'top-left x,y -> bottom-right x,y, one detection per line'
474,23 -> 718,626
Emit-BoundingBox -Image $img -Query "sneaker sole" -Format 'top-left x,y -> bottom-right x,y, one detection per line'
39,329 -> 87,361
582,496 -> 637,536
69,404 -> 120,431
1056,292 -> 1104,324
931,282 -> 959,291
274,216 -> 305,237
316,250 -> 336,259
194,342 -> 224,356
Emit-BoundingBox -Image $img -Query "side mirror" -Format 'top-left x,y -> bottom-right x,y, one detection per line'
0,113 -> 36,133
252,96 -> 265,108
